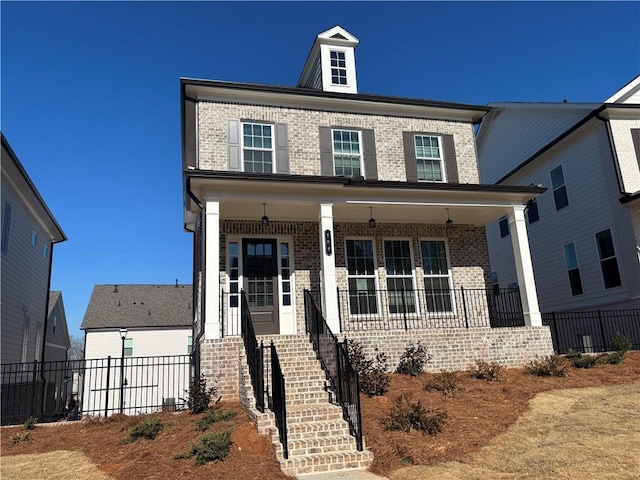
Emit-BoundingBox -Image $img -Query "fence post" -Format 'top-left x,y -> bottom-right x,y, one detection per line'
30,360 -> 38,418
104,356 -> 111,417
551,312 -> 560,354
335,341 -> 343,404
220,288 -> 225,338
401,287 -> 408,330
461,286 -> 469,328
598,310 -> 606,352
337,287 -> 343,332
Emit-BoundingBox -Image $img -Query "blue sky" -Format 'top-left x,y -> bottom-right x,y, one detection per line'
2,1 -> 639,338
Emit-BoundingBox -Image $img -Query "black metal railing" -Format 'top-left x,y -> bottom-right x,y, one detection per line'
304,289 -> 363,451
1,355 -> 190,426
542,309 -> 640,354
221,289 -> 241,337
240,290 -> 264,413
268,341 -> 289,459
337,287 -> 523,330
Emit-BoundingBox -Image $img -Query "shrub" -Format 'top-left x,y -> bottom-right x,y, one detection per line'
191,430 -> 232,465
424,371 -> 461,397
571,353 -> 598,369
23,416 -> 38,430
185,374 -> 218,414
11,432 -> 30,443
129,417 -> 164,441
611,331 -> 632,354
469,359 -> 504,381
396,342 -> 431,377
194,408 -> 237,431
524,355 -> 570,377
383,393 -> 446,435
347,340 -> 390,397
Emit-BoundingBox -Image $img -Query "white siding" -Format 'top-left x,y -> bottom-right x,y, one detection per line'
84,327 -> 192,359
608,118 -> 640,193
486,122 -> 640,311
478,107 -> 594,184
1,180 -> 52,364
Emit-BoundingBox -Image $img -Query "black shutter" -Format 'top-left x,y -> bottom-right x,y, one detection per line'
275,123 -> 289,174
319,127 -> 334,176
442,134 -> 458,183
403,132 -> 418,182
631,129 -> 640,170
362,129 -> 377,180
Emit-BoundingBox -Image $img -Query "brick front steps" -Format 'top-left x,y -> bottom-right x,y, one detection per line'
240,334 -> 373,477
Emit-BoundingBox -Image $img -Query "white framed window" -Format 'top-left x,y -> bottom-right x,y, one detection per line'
21,314 -> 31,364
187,335 -> 193,354
420,240 -> 454,313
280,242 -> 292,307
1,202 -> 12,255
414,135 -> 444,182
383,240 -> 417,315
550,165 -> 569,210
563,242 -> 583,296
595,229 -> 622,289
124,338 -> 133,357
31,230 -> 37,247
330,50 -> 347,85
242,123 -> 273,173
332,129 -> 362,177
345,239 -> 378,315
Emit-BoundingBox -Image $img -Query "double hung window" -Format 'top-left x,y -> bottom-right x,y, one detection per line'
383,240 -> 416,314
333,129 -> 362,177
595,229 -> 622,289
243,123 -> 273,173
550,165 -> 569,210
330,51 -> 347,85
1,202 -> 11,255
414,135 -> 444,182
346,240 -> 378,315
563,242 -> 583,296
420,240 -> 453,312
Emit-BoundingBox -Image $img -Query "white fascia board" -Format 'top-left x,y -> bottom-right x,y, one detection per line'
605,75 -> 640,103
486,102 -> 600,112
599,104 -> 640,120
317,26 -> 360,45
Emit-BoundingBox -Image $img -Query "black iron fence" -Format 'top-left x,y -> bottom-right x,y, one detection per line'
240,290 -> 264,413
304,289 -> 363,451
1,355 -> 190,426
542,309 -> 640,354
337,287 -> 523,331
268,341 -> 289,459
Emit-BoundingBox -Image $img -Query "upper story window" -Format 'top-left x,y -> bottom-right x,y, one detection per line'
550,165 -> 569,210
563,242 -> 583,296
243,123 -> 273,173
332,129 -> 362,177
526,199 -> 539,224
415,135 -> 444,182
595,229 -> 622,289
1,202 -> 11,255
499,216 -> 509,238
31,230 -> 37,247
330,51 -> 347,85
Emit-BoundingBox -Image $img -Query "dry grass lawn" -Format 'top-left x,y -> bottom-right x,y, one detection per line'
1,450 -> 113,480
388,382 -> 640,480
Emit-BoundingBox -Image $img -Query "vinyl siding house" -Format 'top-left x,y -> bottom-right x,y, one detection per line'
80,284 -> 192,415
477,76 -> 640,314
42,291 -> 72,415
181,27 -> 554,475
1,133 -> 67,424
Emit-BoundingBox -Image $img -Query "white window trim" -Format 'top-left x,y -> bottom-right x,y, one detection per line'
331,128 -> 364,178
419,238 -> 457,316
344,237 -> 381,318
31,230 -> 37,247
563,241 -> 583,296
414,134 -> 447,183
21,314 -> 31,364
329,49 -> 348,86
594,228 -> 623,290
241,122 -> 275,173
382,238 -> 419,318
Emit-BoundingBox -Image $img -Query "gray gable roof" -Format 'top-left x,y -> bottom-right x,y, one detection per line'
81,284 -> 193,330
48,291 -> 61,316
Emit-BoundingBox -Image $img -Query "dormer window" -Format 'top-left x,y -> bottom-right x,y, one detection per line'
330,51 -> 347,85
332,129 -> 362,177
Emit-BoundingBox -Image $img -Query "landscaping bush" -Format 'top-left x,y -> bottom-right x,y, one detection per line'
469,359 -> 504,381
383,393 -> 446,435
601,350 -> 626,365
23,416 -> 37,430
194,408 -> 237,431
570,353 -> 598,369
11,432 -> 30,443
191,429 -> 232,465
424,371 -> 461,397
396,342 -> 431,377
185,374 -> 218,414
524,355 -> 570,377
129,417 -> 164,441
611,331 -> 632,354
347,340 -> 390,397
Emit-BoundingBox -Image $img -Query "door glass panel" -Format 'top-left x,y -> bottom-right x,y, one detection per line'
246,241 -> 276,308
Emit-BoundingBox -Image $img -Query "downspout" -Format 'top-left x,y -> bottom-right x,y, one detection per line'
187,176 -> 205,379
594,108 -> 626,195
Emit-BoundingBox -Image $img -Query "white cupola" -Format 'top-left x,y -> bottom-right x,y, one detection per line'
298,26 -> 359,94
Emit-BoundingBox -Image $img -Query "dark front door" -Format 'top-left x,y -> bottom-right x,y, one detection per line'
243,239 -> 279,335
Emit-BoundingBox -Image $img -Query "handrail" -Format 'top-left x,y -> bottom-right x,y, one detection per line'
240,290 -> 264,413
304,289 -> 363,451
269,341 -> 289,459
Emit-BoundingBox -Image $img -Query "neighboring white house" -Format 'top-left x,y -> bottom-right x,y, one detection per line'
1,133 -> 67,424
80,284 -> 193,416
476,76 -> 640,313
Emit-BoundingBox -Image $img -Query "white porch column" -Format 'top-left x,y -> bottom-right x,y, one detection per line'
319,203 -> 340,332
508,205 -> 542,327
204,198 -> 221,339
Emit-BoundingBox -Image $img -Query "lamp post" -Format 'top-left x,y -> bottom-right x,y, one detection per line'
119,328 -> 128,414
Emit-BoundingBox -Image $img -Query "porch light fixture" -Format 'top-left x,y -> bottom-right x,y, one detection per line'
445,208 -> 453,232
368,207 -> 376,229
261,203 -> 270,227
